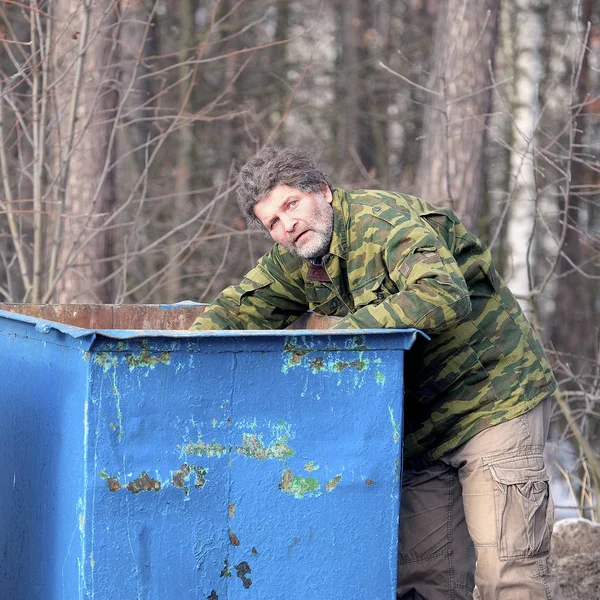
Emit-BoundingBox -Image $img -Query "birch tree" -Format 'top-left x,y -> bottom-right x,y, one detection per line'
504,0 -> 546,316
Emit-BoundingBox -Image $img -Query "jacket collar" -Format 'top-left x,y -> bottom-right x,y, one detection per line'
327,188 -> 348,260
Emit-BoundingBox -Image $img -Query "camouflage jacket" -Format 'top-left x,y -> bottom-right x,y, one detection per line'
190,189 -> 557,464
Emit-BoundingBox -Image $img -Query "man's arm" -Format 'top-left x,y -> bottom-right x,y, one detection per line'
190,249 -> 308,330
332,221 -> 471,334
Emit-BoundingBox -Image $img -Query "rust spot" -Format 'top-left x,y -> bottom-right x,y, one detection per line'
107,478 -> 121,492
109,422 -> 115,431
283,342 -> 312,365
220,558 -> 231,578
207,592 -> 218,600
365,479 -> 376,486
333,360 -> 366,372
173,464 -> 191,489
251,547 -> 258,557
309,357 -> 326,372
228,528 -> 240,546
325,475 -> 342,492
226,418 -> 232,425
234,561 -> 252,589
228,504 -> 236,518
124,348 -> 171,370
126,472 -> 161,494
173,464 -> 207,492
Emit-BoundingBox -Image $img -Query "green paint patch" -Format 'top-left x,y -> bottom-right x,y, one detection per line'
116,342 -> 127,351
183,439 -> 228,457
326,475 -> 342,492
93,352 -> 118,372
236,433 -> 295,460
278,468 -> 320,498
376,370 -> 386,385
304,461 -> 319,472
388,407 -> 400,443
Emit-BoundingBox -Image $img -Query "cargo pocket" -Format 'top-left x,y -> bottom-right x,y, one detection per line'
485,453 -> 553,561
228,266 -> 275,305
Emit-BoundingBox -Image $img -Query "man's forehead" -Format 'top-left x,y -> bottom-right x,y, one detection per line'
265,184 -> 300,203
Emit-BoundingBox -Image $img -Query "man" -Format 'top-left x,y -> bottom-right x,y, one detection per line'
190,146 -> 561,599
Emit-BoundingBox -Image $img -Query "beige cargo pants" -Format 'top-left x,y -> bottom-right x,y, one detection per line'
397,397 -> 562,600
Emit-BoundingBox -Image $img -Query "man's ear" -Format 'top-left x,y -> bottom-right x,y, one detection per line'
322,185 -> 333,204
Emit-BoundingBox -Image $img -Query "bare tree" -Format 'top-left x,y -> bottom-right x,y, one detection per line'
413,0 -> 500,232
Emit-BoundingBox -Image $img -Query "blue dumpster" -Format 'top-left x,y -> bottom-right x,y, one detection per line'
0,308 -> 418,600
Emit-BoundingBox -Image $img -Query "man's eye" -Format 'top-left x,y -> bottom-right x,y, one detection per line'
270,218 -> 279,230
289,200 -> 298,208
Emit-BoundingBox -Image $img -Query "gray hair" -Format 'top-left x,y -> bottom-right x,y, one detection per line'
236,146 -> 330,229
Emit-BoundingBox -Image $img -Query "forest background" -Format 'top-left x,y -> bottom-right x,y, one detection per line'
0,0 -> 598,520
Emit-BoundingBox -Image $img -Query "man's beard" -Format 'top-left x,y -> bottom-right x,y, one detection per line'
282,196 -> 334,259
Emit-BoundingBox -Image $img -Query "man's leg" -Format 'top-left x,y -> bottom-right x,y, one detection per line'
448,397 -> 561,599
396,461 -> 476,600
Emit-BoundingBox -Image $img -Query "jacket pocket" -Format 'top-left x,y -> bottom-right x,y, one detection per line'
228,266 -> 275,305
352,273 -> 390,309
413,344 -> 481,404
485,453 -> 553,561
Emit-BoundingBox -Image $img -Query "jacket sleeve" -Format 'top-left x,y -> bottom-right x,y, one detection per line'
331,221 -> 471,334
189,249 -> 309,330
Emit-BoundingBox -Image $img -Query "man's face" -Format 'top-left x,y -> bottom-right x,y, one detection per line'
253,184 -> 334,259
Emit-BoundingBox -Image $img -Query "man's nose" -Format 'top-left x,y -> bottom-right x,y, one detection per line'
282,215 -> 296,233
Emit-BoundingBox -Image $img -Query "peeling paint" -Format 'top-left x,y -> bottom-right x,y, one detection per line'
220,558 -> 231,578
228,528 -> 240,546
228,503 -> 236,518
183,439 -> 228,458
309,357 -> 326,373
172,464 -> 191,489
365,479 -> 376,486
106,477 -> 121,492
388,406 -> 400,443
111,371 -> 124,442
126,472 -> 161,494
173,464 -> 208,492
93,352 -> 118,372
283,342 -> 312,366
376,370 -> 386,385
333,359 -> 367,372
124,349 -> 171,371
325,475 -> 342,492
236,433 -> 294,460
234,561 -> 252,589
251,547 -> 258,557
278,468 -> 320,498
304,461 -> 319,472
348,336 -> 369,351
116,342 -> 127,351
207,591 -> 218,600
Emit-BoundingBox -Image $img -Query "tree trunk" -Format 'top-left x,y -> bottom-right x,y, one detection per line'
415,0 -> 500,233
551,0 -> 598,366
52,0 -> 118,303
504,0 -> 545,315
